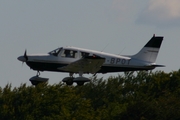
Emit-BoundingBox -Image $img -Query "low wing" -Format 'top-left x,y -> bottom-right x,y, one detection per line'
58,56 -> 105,74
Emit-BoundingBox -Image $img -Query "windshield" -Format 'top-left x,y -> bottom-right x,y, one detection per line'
48,47 -> 62,56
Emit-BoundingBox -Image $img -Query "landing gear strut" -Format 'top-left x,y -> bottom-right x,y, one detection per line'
37,71 -> 40,76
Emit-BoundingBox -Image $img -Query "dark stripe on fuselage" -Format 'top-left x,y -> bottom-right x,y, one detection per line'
26,61 -> 68,72
26,61 -> 155,73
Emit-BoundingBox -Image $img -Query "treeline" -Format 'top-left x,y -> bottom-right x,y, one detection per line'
1,70 -> 180,120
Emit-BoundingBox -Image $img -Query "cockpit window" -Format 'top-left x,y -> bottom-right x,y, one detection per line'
48,47 -> 62,56
61,49 -> 78,58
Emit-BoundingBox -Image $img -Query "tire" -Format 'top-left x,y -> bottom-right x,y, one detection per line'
77,82 -> 84,86
66,78 -> 73,85
31,81 -> 39,86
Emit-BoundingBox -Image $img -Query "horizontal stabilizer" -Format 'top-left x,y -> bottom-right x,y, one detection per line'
145,64 -> 165,67
150,64 -> 165,67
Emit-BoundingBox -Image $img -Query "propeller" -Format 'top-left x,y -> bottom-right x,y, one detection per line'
17,49 -> 28,64
22,50 -> 28,66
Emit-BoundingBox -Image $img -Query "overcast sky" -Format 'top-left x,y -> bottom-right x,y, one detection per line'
1,0 -> 180,87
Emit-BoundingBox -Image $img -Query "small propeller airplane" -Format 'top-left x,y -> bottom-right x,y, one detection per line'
18,35 -> 164,86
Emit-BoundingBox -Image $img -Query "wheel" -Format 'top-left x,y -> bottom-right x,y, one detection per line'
29,76 -> 49,86
66,78 -> 73,85
66,81 -> 73,85
62,77 -> 74,85
77,81 -> 84,86
31,81 -> 39,86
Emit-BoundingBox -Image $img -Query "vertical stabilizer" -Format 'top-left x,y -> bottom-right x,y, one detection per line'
132,35 -> 163,63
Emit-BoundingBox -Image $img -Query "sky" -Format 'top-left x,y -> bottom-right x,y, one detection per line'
1,0 -> 180,87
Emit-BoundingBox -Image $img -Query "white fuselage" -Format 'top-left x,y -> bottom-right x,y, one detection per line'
18,46 -> 155,74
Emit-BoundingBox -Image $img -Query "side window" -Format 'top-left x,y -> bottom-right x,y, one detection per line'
80,52 -> 90,58
61,49 -> 78,58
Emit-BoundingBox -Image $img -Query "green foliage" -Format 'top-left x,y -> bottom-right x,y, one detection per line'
1,70 -> 180,119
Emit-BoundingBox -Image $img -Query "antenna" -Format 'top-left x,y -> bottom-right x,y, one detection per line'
118,47 -> 126,55
101,43 -> 110,52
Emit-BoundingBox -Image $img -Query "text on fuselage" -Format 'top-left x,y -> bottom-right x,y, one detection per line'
110,58 -> 131,65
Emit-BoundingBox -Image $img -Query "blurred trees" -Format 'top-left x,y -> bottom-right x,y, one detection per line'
0,70 -> 180,120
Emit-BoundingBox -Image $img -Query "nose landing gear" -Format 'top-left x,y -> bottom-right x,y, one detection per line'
29,71 -> 49,86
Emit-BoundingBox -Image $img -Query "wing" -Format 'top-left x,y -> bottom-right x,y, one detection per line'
58,56 -> 105,74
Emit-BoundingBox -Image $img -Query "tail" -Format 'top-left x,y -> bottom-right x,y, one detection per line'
131,35 -> 163,63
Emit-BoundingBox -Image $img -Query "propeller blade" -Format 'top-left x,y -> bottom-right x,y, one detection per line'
22,61 -> 24,67
24,49 -> 28,61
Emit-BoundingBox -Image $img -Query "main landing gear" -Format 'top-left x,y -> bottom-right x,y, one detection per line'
29,71 -> 90,86
62,72 -> 90,86
29,71 -> 49,86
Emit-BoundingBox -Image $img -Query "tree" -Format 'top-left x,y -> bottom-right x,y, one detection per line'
1,70 -> 180,119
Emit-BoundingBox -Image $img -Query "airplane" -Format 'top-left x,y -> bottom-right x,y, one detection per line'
17,35 -> 164,86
